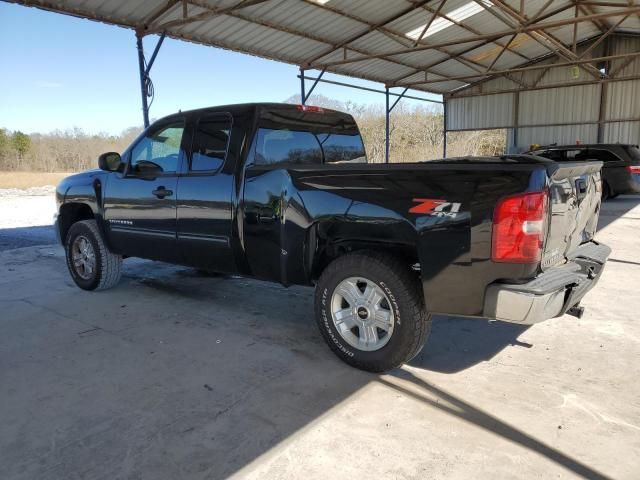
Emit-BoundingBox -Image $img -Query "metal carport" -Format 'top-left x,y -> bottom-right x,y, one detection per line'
6,0 -> 640,159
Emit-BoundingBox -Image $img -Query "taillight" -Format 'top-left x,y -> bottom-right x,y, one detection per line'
626,165 -> 640,174
296,104 -> 325,113
492,191 -> 548,264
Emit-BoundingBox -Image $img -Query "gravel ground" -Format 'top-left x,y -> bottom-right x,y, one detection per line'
0,187 -> 57,251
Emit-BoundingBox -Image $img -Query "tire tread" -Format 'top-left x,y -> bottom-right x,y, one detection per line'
316,251 -> 431,372
67,220 -> 122,290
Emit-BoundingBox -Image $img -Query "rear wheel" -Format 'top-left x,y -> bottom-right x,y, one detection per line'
65,220 -> 122,291
314,252 -> 431,372
602,181 -> 611,200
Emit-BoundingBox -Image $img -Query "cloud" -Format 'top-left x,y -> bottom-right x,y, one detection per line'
34,81 -> 63,88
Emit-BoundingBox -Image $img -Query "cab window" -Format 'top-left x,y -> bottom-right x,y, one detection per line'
318,133 -> 366,163
130,121 -> 185,174
191,116 -> 231,171
253,128 -> 366,166
255,128 -> 322,166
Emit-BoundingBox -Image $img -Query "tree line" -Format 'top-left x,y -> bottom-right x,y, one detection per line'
0,95 -> 505,172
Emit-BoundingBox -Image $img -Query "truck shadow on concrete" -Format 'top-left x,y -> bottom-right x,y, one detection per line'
409,315 -> 530,373
0,224 -> 55,252
1,251 -> 613,480
379,370 -> 611,480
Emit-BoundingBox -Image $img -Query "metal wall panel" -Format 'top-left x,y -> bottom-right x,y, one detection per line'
518,125 -> 598,149
606,80 -> 640,121
603,122 -> 640,144
519,84 -> 600,126
446,93 -> 514,130
448,36 -> 639,150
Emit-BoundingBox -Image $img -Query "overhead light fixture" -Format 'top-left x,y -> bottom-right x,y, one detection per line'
406,0 -> 493,40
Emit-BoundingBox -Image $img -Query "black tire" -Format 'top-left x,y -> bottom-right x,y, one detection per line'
314,252 -> 431,372
602,182 -> 611,200
64,219 -> 122,291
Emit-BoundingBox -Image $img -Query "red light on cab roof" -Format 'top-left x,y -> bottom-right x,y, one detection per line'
296,104 -> 325,113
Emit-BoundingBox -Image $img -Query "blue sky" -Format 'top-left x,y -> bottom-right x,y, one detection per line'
0,2 -> 441,135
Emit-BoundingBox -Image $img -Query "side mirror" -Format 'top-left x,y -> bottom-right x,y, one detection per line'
98,152 -> 123,172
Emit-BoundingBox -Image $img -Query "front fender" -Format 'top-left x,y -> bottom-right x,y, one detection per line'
56,170 -> 109,244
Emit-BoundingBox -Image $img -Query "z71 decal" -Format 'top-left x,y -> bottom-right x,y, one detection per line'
409,198 -> 461,218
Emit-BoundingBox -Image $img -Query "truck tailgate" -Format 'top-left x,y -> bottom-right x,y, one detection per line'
542,161 -> 603,270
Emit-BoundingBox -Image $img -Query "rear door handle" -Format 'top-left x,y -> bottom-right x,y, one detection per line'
152,187 -> 173,199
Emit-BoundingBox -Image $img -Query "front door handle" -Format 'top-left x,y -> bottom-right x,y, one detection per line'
152,186 -> 173,199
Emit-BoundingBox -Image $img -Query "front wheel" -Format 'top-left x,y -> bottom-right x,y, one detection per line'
314,252 -> 431,372
64,219 -> 122,291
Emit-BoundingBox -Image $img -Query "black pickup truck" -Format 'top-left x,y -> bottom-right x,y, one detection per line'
55,103 -> 610,372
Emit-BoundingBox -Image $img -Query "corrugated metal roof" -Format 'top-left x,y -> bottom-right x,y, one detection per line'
5,0 -> 640,95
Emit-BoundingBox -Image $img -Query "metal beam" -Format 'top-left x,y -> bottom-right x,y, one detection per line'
579,14 -> 630,59
314,6 -> 640,70
300,68 -> 327,104
446,116 -> 640,133
389,87 -> 409,113
396,51 -> 640,88
303,0 -> 433,66
296,74 -> 444,103
146,0 -> 270,34
302,0 -> 532,94
143,0 -> 180,27
413,0 -> 447,47
448,73 -> 640,98
144,31 -> 166,77
479,0 -> 602,80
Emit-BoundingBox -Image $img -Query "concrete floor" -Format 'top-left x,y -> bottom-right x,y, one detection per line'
1,196 -> 639,480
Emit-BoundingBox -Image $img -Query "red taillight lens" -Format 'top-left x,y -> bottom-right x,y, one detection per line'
296,104 -> 325,113
626,165 -> 640,174
492,191 -> 548,264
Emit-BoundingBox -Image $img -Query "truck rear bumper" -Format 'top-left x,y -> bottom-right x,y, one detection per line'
483,241 -> 611,325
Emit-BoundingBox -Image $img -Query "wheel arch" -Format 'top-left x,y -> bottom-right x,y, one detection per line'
58,202 -> 96,243
310,237 -> 419,283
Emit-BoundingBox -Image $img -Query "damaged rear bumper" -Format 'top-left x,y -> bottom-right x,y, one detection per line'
483,241 -> 611,325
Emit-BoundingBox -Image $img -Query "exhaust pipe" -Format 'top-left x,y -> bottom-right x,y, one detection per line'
567,305 -> 585,319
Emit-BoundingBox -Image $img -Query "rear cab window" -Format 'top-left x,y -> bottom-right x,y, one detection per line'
190,114 -> 232,172
251,106 -> 366,167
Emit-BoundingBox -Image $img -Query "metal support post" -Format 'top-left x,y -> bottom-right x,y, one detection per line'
135,31 -> 166,128
513,90 -> 520,152
300,68 -> 306,104
442,98 -> 448,158
385,87 -> 390,163
136,31 -> 150,128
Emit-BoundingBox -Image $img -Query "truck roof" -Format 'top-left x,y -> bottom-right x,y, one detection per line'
161,102 -> 348,119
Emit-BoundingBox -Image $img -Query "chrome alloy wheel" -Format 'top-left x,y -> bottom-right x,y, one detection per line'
330,277 -> 395,352
71,235 -> 96,280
